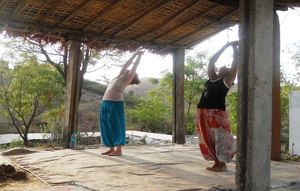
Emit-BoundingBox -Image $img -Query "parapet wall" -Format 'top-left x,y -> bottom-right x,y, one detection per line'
289,90 -> 300,155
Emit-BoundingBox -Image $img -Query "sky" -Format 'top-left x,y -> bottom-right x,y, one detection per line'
85,7 -> 300,82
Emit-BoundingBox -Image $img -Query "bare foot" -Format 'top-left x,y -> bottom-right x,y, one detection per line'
212,163 -> 227,172
108,151 -> 122,156
101,149 -> 114,155
206,163 -> 219,171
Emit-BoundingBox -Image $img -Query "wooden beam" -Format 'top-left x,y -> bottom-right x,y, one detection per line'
63,41 -> 82,148
0,0 -> 6,9
0,23 -> 7,33
0,17 -> 188,50
0,18 -> 68,33
39,0 -> 63,24
209,0 -> 239,8
39,0 -> 63,38
83,0 -> 126,31
136,0 -> 205,40
57,0 -> 95,27
9,0 -> 26,19
172,9 -> 238,45
187,25 -> 235,48
42,0 -> 94,38
271,10 -> 282,161
152,5 -> 222,42
100,6 -> 149,35
114,0 -> 173,37
172,48 -> 185,144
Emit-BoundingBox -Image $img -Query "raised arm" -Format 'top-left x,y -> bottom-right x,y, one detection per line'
129,52 -> 142,75
207,42 -> 231,79
124,52 -> 143,84
225,41 -> 238,86
113,53 -> 138,79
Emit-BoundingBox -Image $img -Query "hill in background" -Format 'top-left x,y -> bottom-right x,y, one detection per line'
78,78 -> 160,134
125,77 -> 160,97
82,77 -> 160,98
0,78 -> 160,134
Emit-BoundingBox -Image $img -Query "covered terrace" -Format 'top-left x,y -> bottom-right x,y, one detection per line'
1,0 -> 300,190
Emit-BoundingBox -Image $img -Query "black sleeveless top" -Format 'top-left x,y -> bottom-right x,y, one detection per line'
197,76 -> 229,111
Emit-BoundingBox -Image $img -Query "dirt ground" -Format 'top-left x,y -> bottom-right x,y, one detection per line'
0,164 -> 48,191
0,146 -> 50,191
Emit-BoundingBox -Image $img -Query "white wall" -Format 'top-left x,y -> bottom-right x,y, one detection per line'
289,91 -> 300,155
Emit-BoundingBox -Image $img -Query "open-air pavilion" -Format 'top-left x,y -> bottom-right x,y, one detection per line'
1,0 -> 300,190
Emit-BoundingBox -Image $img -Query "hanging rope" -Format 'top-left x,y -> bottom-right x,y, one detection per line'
227,28 -> 230,43
279,9 -> 292,26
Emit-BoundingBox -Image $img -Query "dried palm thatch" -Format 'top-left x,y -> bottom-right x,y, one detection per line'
0,0 -> 299,54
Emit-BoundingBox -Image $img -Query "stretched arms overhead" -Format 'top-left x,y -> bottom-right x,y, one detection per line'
113,52 -> 143,84
207,42 -> 231,79
207,41 -> 239,88
114,53 -> 138,79
128,52 -> 143,77
226,41 -> 239,86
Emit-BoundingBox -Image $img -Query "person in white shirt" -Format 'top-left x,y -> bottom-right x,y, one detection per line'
100,52 -> 143,156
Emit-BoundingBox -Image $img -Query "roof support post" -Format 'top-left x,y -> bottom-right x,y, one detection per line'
271,10 -> 282,160
63,41 -> 82,148
172,48 -> 185,144
236,0 -> 273,190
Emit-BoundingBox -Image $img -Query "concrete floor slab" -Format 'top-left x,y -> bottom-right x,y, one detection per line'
1,143 -> 300,191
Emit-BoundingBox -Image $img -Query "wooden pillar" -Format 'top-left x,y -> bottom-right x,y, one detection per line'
271,10 -> 282,160
172,48 -> 185,144
63,41 -> 81,148
236,0 -> 273,190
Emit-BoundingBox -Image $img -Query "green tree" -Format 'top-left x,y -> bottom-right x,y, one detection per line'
0,36 -> 125,145
225,54 -> 300,150
124,91 -> 146,108
147,51 -> 208,135
184,52 -> 209,134
226,91 -> 237,134
126,98 -> 172,133
291,42 -> 300,79
1,37 -> 123,98
0,56 -> 65,146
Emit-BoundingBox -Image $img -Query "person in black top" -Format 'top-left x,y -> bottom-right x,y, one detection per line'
196,41 -> 238,172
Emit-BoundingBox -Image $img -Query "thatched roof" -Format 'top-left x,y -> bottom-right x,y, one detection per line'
0,0 -> 299,54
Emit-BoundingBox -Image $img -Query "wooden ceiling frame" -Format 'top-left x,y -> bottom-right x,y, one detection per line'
173,9 -> 239,46
152,5 -> 222,43
135,0 -> 206,40
82,0 -> 127,32
0,0 -> 299,54
114,0 -> 173,37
